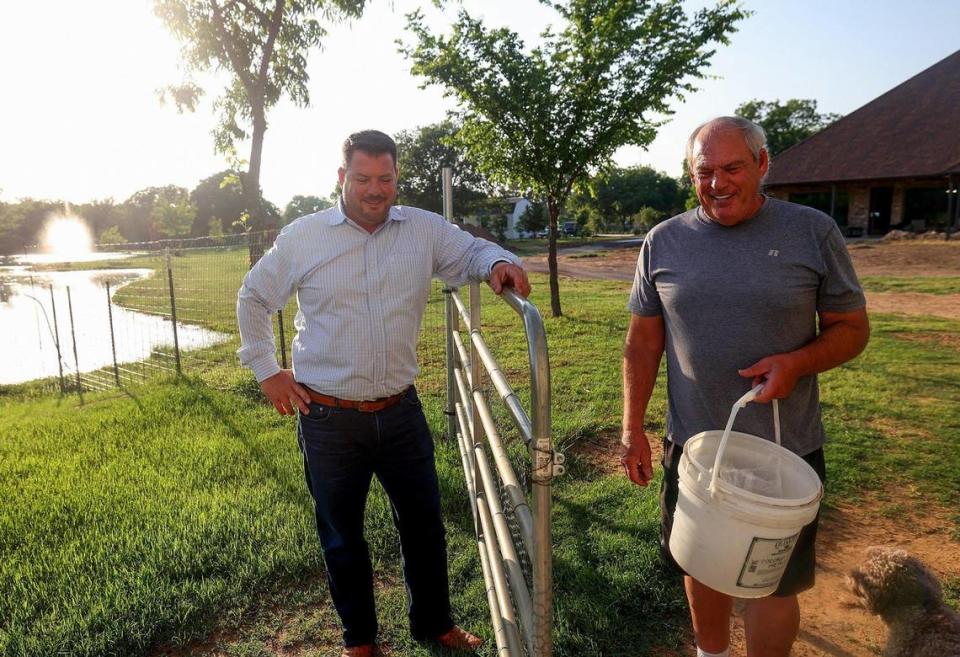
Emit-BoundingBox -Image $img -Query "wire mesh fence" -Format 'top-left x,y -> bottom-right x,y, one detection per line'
2,231 -> 449,397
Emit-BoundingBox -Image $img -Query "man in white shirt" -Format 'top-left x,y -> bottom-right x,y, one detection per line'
237,130 -> 529,657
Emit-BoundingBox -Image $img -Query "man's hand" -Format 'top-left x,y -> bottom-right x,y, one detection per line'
260,369 -> 311,415
738,353 -> 801,403
488,261 -> 531,297
620,430 -> 655,487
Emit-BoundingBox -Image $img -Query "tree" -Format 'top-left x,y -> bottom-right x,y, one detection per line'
478,212 -> 508,242
403,0 -> 746,316
191,170 -> 247,236
207,216 -> 226,245
98,226 -> 126,246
631,206 -> 664,233
676,159 -> 699,210
0,199 -> 63,255
283,194 -> 332,223
154,0 -> 368,265
516,199 -> 548,236
394,121 -> 494,216
77,199 -> 124,242
123,185 -> 194,241
569,166 -> 679,230
153,196 -> 197,238
735,98 -> 842,156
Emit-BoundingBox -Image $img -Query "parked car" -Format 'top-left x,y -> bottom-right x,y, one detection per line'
562,221 -> 580,237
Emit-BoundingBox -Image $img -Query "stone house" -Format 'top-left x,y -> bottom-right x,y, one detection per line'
764,49 -> 960,236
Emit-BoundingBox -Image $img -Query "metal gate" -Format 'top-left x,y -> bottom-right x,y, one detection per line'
441,169 -> 564,656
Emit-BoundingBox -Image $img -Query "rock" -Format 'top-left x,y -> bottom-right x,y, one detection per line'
882,229 -> 915,241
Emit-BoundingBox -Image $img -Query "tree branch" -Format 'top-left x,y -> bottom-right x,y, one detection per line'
235,0 -> 272,25
256,0 -> 286,95
210,0 -> 257,97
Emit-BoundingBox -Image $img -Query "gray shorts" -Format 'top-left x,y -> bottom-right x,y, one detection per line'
659,438 -> 826,597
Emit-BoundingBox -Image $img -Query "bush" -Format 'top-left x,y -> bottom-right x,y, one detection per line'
631,206 -> 664,233
98,225 -> 125,246
480,214 -> 508,242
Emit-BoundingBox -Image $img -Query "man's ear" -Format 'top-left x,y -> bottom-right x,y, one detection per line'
337,167 -> 346,187
758,148 -> 770,177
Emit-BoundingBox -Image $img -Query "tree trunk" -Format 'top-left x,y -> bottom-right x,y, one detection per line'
547,196 -> 562,317
246,105 -> 274,267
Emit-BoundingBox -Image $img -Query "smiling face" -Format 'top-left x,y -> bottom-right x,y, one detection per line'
690,125 -> 769,226
338,150 -> 398,229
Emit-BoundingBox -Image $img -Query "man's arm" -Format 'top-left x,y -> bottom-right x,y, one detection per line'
431,215 -> 529,296
739,307 -> 870,403
622,313 -> 666,487
237,233 -> 311,416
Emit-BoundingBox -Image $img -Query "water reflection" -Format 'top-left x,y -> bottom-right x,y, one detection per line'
0,268 -> 228,386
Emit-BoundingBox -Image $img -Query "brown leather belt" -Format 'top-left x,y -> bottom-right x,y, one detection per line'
304,386 -> 408,413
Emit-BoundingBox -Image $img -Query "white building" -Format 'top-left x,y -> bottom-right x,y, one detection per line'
503,196 -> 532,239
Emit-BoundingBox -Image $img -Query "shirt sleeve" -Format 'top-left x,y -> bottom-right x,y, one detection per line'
627,235 -> 662,316
817,223 -> 866,313
236,228 -> 301,382
431,216 -> 522,286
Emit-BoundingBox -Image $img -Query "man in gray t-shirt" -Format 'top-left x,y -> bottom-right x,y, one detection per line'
622,117 -> 869,657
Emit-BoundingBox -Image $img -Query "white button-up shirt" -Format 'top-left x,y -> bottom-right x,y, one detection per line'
237,202 -> 519,400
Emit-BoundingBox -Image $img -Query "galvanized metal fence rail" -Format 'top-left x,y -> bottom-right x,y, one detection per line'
441,169 -> 564,656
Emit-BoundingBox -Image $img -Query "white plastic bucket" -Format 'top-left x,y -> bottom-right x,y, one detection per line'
668,385 -> 823,598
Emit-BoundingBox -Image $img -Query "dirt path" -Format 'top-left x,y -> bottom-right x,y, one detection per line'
524,240 -> 960,320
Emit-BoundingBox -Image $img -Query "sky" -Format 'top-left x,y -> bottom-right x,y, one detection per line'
1,0 -> 959,211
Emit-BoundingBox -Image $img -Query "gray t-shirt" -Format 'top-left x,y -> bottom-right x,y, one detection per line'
628,198 -> 865,456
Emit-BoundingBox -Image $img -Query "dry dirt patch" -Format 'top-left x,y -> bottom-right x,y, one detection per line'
892,331 -> 960,351
525,240 -> 960,320
846,241 -> 960,277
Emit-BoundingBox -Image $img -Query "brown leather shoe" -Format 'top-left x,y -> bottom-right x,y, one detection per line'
340,645 -> 381,657
435,625 -> 484,651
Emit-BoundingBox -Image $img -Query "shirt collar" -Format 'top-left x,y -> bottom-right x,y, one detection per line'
327,198 -> 407,227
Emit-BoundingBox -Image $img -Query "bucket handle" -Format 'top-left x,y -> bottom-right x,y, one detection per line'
708,384 -> 780,498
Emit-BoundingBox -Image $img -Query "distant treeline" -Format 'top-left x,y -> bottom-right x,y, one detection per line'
0,170 -> 333,254
0,163 -> 692,254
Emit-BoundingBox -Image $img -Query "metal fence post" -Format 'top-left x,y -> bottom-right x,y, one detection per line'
66,285 -> 83,403
528,309 -> 554,657
165,248 -> 182,376
49,284 -> 65,395
28,273 -> 42,350
105,282 -> 120,386
442,167 -> 457,441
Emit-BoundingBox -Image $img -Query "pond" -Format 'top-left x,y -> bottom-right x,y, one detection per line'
0,266 -> 228,386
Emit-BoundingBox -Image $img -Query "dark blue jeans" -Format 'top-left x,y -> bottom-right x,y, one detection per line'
297,386 -> 453,646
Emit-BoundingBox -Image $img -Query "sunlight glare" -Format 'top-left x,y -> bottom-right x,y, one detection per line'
41,215 -> 94,260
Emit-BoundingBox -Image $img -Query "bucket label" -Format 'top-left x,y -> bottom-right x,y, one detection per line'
737,533 -> 801,589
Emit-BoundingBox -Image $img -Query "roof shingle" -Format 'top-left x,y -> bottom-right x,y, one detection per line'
765,49 -> 960,186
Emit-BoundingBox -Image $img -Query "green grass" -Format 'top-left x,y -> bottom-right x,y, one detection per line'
500,236 -> 613,257
860,275 -> 960,295
3,256 -> 960,656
